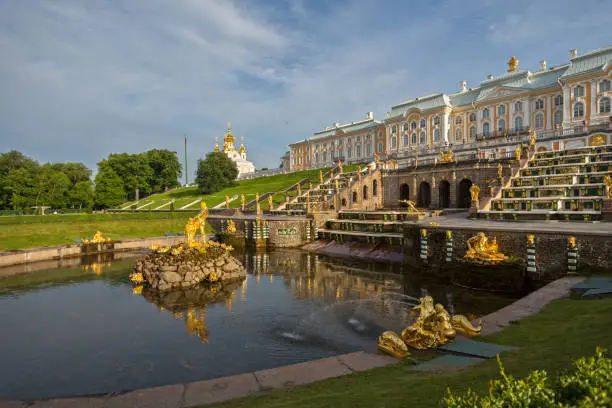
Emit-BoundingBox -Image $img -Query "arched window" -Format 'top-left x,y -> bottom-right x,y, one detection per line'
553,110 -> 563,126
411,132 -> 417,144
535,99 -> 544,110
433,116 -> 440,125
574,85 -> 585,98
314,152 -> 319,163
347,146 -> 352,158
362,185 -> 368,200
482,108 -> 490,118
403,133 -> 409,146
356,145 -> 361,157
402,123 -> 409,132
455,128 -> 462,142
469,126 -> 476,139
420,119 -> 426,128
391,125 -> 397,134
600,98 -> 611,114
377,142 -> 383,152
372,179 -> 378,196
410,121 -> 417,130
535,113 -> 544,129
514,116 -> 523,131
600,79 -> 611,92
514,101 -> 523,112
391,136 -> 397,149
554,95 -> 563,106
574,102 -> 584,118
497,105 -> 506,115
420,131 -> 426,144
498,119 -> 506,132
433,128 -> 440,142
377,131 -> 382,139
455,116 -> 462,125
483,122 -> 490,136
366,143 -> 371,156
322,151 -> 327,162
469,112 -> 476,122
330,150 -> 334,160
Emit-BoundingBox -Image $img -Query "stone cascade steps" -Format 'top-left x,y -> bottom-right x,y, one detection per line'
481,144 -> 612,220
317,210 -> 413,245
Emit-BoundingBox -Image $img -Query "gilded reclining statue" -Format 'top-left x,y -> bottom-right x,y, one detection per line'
464,232 -> 507,262
378,296 -> 482,358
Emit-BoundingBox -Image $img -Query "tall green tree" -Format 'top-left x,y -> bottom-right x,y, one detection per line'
195,151 -> 238,194
36,165 -> 71,208
145,149 -> 182,193
104,153 -> 153,200
0,151 -> 40,209
67,180 -> 94,209
94,163 -> 126,209
49,162 -> 92,185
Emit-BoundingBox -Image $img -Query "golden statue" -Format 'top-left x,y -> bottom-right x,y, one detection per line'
337,160 -> 343,173
240,194 -> 246,210
268,194 -> 274,210
319,169 -> 324,184
184,202 -> 208,247
378,331 -> 410,359
464,232 -> 508,262
603,175 -> 612,198
567,236 -> 576,250
374,154 -> 380,165
497,163 -> 503,179
185,307 -> 209,344
335,179 -> 340,191
439,150 -> 454,163
255,192 -> 262,215
225,219 -> 236,233
297,183 -> 301,195
514,145 -> 522,161
469,184 -> 480,201
527,234 -> 535,246
529,129 -> 536,147
83,231 -> 112,244
225,195 -> 230,209
399,200 -> 419,214
507,56 -> 519,72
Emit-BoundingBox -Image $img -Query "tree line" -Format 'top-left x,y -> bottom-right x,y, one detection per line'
0,149 -> 182,211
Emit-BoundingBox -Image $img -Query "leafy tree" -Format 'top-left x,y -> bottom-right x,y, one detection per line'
6,167 -> 39,209
104,153 -> 153,200
68,180 -> 94,209
94,163 -> 126,209
145,149 -> 182,193
0,151 -> 39,209
36,165 -> 71,208
195,151 -> 238,194
49,162 -> 92,185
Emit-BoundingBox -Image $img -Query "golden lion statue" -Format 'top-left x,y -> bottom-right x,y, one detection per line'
399,199 -> 419,214
185,202 -> 208,247
464,232 -> 507,262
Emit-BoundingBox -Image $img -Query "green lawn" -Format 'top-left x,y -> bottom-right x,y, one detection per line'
0,213 -> 214,251
207,297 -> 612,408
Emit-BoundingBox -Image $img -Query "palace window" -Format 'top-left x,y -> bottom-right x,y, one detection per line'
535,113 -> 544,129
554,95 -> 563,106
323,151 -> 327,162
433,128 -> 440,142
377,131 -> 383,139
455,116 -> 462,125
497,105 -> 506,115
573,102 -> 584,118
420,131 -> 426,144
330,150 -> 334,160
515,116 -> 523,130
377,142 -> 383,152
498,118 -> 506,132
314,152 -> 319,163
553,110 -> 563,126
356,145 -> 361,157
469,126 -> 476,139
366,143 -> 371,156
574,85 -> 585,98
403,133 -> 409,146
402,123 -> 409,132
482,108 -> 490,118
420,118 -> 426,128
535,99 -> 544,110
392,125 -> 397,134
514,101 -> 523,112
469,112 -> 476,122
391,136 -> 397,149
600,79 -> 610,92
455,128 -> 462,142
600,97 -> 611,114
410,121 -> 417,130
347,147 -> 352,158
483,122 -> 490,137
433,116 -> 440,125
411,132 -> 417,144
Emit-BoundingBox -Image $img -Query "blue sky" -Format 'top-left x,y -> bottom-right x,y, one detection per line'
0,0 -> 610,178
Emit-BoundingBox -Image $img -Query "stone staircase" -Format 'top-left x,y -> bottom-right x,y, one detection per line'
478,144 -> 612,221
317,210 -> 407,245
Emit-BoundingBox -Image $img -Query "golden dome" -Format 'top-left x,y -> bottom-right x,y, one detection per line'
507,56 -> 519,72
223,121 -> 235,152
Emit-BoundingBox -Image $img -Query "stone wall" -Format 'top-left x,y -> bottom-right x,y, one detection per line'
268,220 -> 309,247
335,169 -> 384,211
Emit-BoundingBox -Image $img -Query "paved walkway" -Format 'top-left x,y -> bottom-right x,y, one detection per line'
0,276 -> 586,408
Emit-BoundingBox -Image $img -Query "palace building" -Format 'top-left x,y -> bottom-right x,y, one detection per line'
288,45 -> 612,171
214,123 -> 256,177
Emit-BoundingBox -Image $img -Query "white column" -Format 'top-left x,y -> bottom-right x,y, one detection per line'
546,96 -> 552,129
590,79 -> 597,121
562,86 -> 571,127
441,111 -> 450,143
524,98 -> 531,129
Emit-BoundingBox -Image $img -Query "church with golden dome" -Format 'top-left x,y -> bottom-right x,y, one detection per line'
213,122 -> 256,177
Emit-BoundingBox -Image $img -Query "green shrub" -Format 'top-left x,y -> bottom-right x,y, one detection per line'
442,347 -> 611,407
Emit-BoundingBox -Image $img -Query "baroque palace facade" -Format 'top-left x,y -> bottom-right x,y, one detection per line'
289,46 -> 612,171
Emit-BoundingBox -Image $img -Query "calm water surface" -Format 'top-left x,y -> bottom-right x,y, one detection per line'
0,249 -> 518,400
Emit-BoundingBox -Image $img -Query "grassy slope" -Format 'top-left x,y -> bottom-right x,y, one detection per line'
120,169 -> 329,210
0,213 -> 215,251
207,297 -> 612,408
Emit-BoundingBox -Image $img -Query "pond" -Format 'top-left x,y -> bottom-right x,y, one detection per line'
0,248 -> 518,400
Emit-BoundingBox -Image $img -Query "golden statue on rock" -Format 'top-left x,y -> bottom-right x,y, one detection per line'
184,202 -> 208,247
439,150 -> 454,163
82,231 -> 112,244
378,296 -> 481,358
464,232 -> 507,263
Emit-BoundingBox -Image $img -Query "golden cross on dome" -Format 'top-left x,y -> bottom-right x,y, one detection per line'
227,121 -> 231,131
